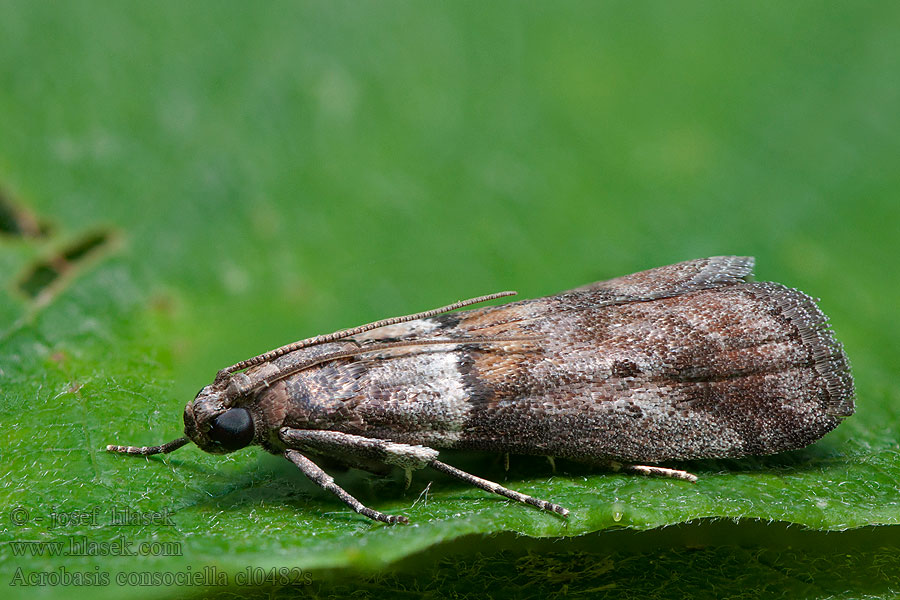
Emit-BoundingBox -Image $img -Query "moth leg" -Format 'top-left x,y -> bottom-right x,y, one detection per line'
281,428 -> 440,522
610,461 -> 698,483
280,429 -> 569,517
279,428 -> 439,472
403,468 -> 413,490
284,449 -> 407,524
429,459 -> 569,517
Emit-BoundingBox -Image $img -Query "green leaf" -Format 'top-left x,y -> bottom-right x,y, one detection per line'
2,2 -> 899,598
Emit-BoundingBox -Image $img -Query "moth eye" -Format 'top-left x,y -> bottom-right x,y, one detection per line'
208,408 -> 254,451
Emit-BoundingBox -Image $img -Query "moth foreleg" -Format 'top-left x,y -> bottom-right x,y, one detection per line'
279,429 -> 570,518
429,459 -> 569,517
279,428 -> 439,472
280,428 -> 441,522
284,449 -> 407,524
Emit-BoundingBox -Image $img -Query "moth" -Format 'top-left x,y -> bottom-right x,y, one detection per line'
108,256 -> 854,524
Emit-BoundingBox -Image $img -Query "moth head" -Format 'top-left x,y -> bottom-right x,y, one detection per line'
106,378 -> 258,458
183,384 -> 256,454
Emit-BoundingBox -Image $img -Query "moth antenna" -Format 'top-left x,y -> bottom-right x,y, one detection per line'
216,290 -> 517,380
247,335 -> 542,395
107,437 -> 190,456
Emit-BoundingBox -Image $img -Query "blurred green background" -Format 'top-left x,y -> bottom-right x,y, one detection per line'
2,2 -> 899,598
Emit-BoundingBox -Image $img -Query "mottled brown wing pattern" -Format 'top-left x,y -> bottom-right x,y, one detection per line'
330,256 -> 853,462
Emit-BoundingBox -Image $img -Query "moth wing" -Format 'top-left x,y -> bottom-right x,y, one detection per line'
568,255 -> 754,300
356,257 -> 755,342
